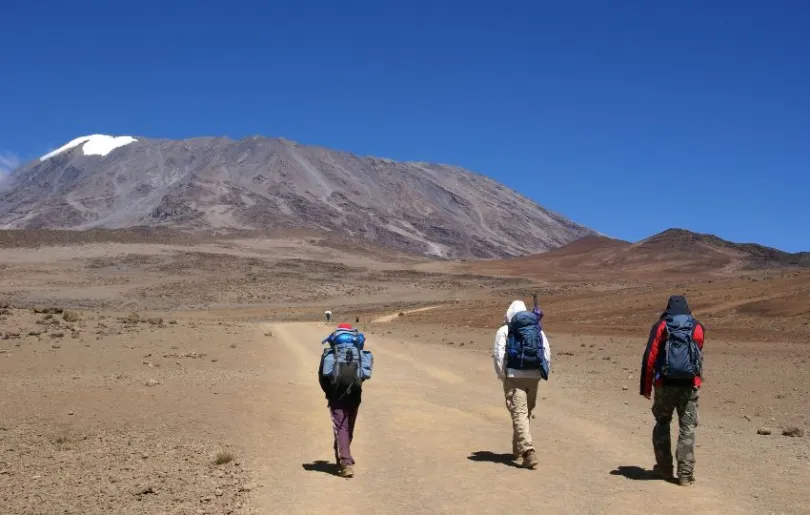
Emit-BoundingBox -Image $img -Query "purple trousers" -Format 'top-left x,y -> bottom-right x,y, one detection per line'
330,401 -> 359,466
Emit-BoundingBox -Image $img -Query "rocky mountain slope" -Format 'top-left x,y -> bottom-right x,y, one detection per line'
0,134 -> 593,258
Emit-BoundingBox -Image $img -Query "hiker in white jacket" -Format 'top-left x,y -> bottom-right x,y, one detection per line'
492,300 -> 551,469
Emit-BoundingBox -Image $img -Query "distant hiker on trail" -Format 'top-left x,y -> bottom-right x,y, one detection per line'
318,323 -> 374,478
324,310 -> 332,323
640,295 -> 705,486
492,298 -> 551,469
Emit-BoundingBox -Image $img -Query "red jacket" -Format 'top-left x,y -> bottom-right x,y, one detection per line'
640,317 -> 705,398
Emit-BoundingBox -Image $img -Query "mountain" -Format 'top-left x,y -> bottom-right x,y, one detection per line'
633,229 -> 810,269
0,134 -> 593,258
462,229 -> 810,279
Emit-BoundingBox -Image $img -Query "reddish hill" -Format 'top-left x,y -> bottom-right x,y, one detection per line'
639,229 -> 810,269
459,229 -> 809,280
539,234 -> 631,256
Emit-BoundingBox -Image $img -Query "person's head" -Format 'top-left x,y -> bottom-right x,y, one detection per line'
504,300 -> 527,324
337,323 -> 353,330
661,295 -> 691,318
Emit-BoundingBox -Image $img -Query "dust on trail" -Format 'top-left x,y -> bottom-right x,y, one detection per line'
372,306 -> 441,323
245,322 -> 751,515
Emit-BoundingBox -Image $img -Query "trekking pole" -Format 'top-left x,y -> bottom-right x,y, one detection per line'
532,292 -> 545,327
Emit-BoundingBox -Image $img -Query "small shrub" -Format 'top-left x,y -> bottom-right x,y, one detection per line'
782,427 -> 804,438
52,433 -> 71,447
121,313 -> 140,324
63,310 -> 81,322
214,451 -> 234,465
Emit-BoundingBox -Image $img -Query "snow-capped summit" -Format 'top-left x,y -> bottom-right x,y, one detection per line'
40,134 -> 138,161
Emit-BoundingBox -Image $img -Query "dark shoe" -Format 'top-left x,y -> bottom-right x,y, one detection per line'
522,450 -> 539,469
339,464 -> 354,478
678,475 -> 694,486
653,464 -> 674,479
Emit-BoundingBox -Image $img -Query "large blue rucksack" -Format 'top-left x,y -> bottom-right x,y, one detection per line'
506,311 -> 549,380
658,314 -> 702,380
321,328 -> 373,394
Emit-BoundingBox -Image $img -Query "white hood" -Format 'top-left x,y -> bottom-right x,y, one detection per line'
505,300 -> 527,323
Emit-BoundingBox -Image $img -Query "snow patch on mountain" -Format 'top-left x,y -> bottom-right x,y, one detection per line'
40,135 -> 138,161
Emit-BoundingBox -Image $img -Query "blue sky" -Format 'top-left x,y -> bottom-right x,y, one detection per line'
1,1 -> 808,251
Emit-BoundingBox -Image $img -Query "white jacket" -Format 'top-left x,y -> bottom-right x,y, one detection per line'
493,300 -> 551,380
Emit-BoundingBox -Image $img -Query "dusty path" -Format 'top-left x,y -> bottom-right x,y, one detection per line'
243,322 -> 768,515
372,306 -> 440,323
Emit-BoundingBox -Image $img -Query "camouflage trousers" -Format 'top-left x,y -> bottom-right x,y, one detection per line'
652,385 -> 699,477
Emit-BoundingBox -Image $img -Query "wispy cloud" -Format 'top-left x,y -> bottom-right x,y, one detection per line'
0,151 -> 21,174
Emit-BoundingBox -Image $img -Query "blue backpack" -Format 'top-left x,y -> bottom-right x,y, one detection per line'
658,314 -> 702,380
506,311 -> 549,380
321,328 -> 373,393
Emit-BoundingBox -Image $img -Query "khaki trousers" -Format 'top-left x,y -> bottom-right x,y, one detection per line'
503,377 -> 539,457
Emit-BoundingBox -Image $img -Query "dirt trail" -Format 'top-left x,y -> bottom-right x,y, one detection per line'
246,322 -> 758,515
372,306 -> 440,323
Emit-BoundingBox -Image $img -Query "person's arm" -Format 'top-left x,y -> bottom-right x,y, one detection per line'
318,350 -> 330,394
693,321 -> 705,350
493,326 -> 507,380
640,321 -> 665,398
541,330 -> 551,366
693,320 -> 705,383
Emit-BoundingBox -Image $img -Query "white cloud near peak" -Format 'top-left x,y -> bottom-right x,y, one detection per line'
0,151 -> 20,174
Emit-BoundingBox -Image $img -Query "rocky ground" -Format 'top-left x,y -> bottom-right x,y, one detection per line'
1,234 -> 808,513
0,307 -> 262,515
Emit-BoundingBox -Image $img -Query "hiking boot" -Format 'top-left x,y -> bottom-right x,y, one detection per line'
339,465 -> 355,478
653,464 -> 674,479
522,450 -> 539,470
678,475 -> 694,486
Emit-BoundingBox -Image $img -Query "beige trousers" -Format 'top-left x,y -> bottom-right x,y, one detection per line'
503,377 -> 539,457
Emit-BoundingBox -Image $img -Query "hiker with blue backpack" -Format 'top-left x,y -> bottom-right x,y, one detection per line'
640,295 -> 705,486
492,296 -> 551,469
318,323 -> 373,478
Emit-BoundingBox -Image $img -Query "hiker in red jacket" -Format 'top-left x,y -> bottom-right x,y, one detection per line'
640,295 -> 705,486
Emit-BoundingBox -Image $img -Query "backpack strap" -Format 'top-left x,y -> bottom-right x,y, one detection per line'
333,341 -> 362,400
355,339 -> 362,381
